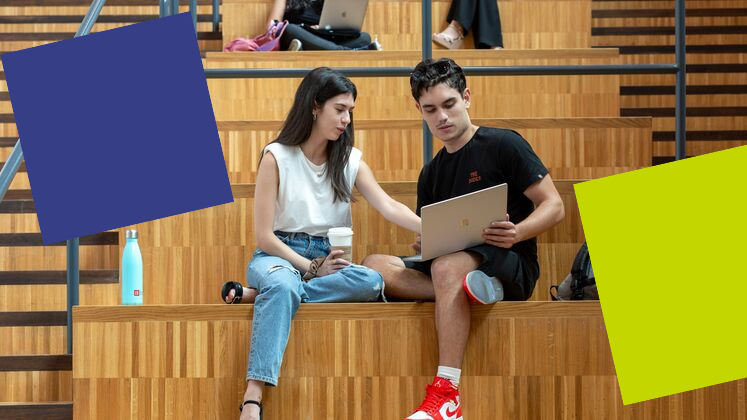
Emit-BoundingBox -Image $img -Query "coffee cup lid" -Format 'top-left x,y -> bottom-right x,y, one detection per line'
328,227 -> 353,236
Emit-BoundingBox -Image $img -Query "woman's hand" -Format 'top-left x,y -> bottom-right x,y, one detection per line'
317,250 -> 351,276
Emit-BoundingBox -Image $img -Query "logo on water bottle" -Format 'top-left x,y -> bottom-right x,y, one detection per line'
134,290 -> 140,296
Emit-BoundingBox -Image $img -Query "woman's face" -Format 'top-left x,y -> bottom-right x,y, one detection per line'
314,92 -> 355,141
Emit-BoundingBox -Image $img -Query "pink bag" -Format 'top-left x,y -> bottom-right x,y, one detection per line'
223,20 -> 289,52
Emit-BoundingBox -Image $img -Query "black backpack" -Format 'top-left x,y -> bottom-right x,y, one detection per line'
550,242 -> 597,300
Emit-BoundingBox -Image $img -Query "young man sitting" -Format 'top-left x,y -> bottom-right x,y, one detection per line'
362,58 -> 565,420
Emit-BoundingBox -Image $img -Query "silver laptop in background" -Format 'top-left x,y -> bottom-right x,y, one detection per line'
403,183 -> 508,262
318,0 -> 370,31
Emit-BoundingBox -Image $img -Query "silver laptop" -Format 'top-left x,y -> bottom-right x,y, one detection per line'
403,184 -> 508,262
318,0 -> 369,31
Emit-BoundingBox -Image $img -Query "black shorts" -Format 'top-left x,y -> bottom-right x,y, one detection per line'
402,244 -> 539,301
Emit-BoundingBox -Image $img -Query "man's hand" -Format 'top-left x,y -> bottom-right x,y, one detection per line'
411,234 -> 422,253
483,214 -> 521,249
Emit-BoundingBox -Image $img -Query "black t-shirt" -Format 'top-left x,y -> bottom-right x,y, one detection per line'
283,0 -> 323,25
416,126 -> 549,263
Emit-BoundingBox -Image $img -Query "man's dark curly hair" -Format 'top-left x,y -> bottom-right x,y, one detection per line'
409,58 -> 467,102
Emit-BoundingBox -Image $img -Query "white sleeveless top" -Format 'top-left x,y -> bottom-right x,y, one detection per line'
263,143 -> 362,237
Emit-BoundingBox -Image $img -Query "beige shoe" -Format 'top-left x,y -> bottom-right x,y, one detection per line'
288,38 -> 302,51
432,31 -> 464,50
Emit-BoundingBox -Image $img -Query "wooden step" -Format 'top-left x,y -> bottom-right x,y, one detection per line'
0,232 -> 118,247
593,8 -> 747,18
0,161 -> 26,172
7,0 -> 213,5
593,25 -> 747,36
206,49 -> 623,121
0,311 -> 67,327
0,326 -> 67,355
72,302 -> 746,419
0,14 -> 218,24
0,354 -> 71,372
0,197 -> 34,213
0,402 -> 72,420
0,137 -> 18,147
0,270 -> 117,285
0,31 -> 221,42
0,370 -> 72,402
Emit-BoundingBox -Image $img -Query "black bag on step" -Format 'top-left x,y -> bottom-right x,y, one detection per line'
550,241 -> 597,300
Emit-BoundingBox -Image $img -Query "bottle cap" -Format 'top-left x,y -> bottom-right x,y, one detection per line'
126,229 -> 138,239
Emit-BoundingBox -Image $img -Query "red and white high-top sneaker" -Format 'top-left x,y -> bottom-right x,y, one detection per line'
405,377 -> 463,420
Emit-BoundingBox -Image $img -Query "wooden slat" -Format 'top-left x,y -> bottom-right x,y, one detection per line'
0,402 -> 72,420
622,106 -> 747,117
0,326 -> 67,356
0,270 -> 117,285
0,31 -> 221,41
0,199 -> 34,213
0,14 -> 218,24
1,284 -> 120,311
653,130 -> 747,141
0,232 -> 118,247
593,25 -> 747,36
612,44 -> 747,54
73,301 -> 604,322
2,0 -> 213,4
593,8 -> 747,18
621,84 -> 747,95
0,137 -> 18,147
0,311 -> 67,327
0,370 -> 72,402
0,355 -> 71,372
2,190 -> 32,200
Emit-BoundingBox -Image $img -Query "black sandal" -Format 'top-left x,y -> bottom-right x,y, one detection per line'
239,399 -> 263,419
221,281 -> 244,304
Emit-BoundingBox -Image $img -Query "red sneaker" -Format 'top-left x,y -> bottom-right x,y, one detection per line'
463,270 -> 504,304
405,377 -> 462,420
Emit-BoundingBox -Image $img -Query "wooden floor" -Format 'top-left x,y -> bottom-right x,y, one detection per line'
72,303 -> 746,420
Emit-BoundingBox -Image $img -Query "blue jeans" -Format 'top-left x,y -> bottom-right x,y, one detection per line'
245,231 -> 383,386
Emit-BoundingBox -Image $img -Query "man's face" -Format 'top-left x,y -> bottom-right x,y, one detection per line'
416,83 -> 472,146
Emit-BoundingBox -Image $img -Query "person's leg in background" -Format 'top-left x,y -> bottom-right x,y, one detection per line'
281,24 -> 376,51
472,0 -> 503,49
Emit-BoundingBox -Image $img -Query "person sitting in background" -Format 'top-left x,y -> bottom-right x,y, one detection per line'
433,0 -> 504,50
268,0 -> 381,51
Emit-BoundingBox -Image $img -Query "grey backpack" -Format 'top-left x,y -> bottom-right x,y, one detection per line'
550,242 -> 597,300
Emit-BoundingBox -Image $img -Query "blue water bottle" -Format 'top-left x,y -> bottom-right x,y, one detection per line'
121,229 -> 143,305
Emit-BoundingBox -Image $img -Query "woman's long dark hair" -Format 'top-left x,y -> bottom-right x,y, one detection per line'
264,67 -> 357,203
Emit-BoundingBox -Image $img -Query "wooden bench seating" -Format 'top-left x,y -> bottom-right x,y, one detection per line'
72,302 -> 746,419
204,49 -> 623,121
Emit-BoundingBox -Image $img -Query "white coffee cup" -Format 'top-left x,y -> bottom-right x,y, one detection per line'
327,227 -> 354,263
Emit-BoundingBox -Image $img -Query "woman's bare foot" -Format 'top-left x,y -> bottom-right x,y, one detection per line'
239,403 -> 260,420
239,380 -> 264,420
225,287 -> 259,304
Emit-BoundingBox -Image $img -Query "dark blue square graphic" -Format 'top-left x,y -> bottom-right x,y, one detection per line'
2,13 -> 233,245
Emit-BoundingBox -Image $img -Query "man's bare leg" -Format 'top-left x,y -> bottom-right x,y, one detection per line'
361,254 -> 435,300
430,251 -> 481,368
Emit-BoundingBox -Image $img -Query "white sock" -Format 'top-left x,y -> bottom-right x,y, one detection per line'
436,366 -> 461,387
